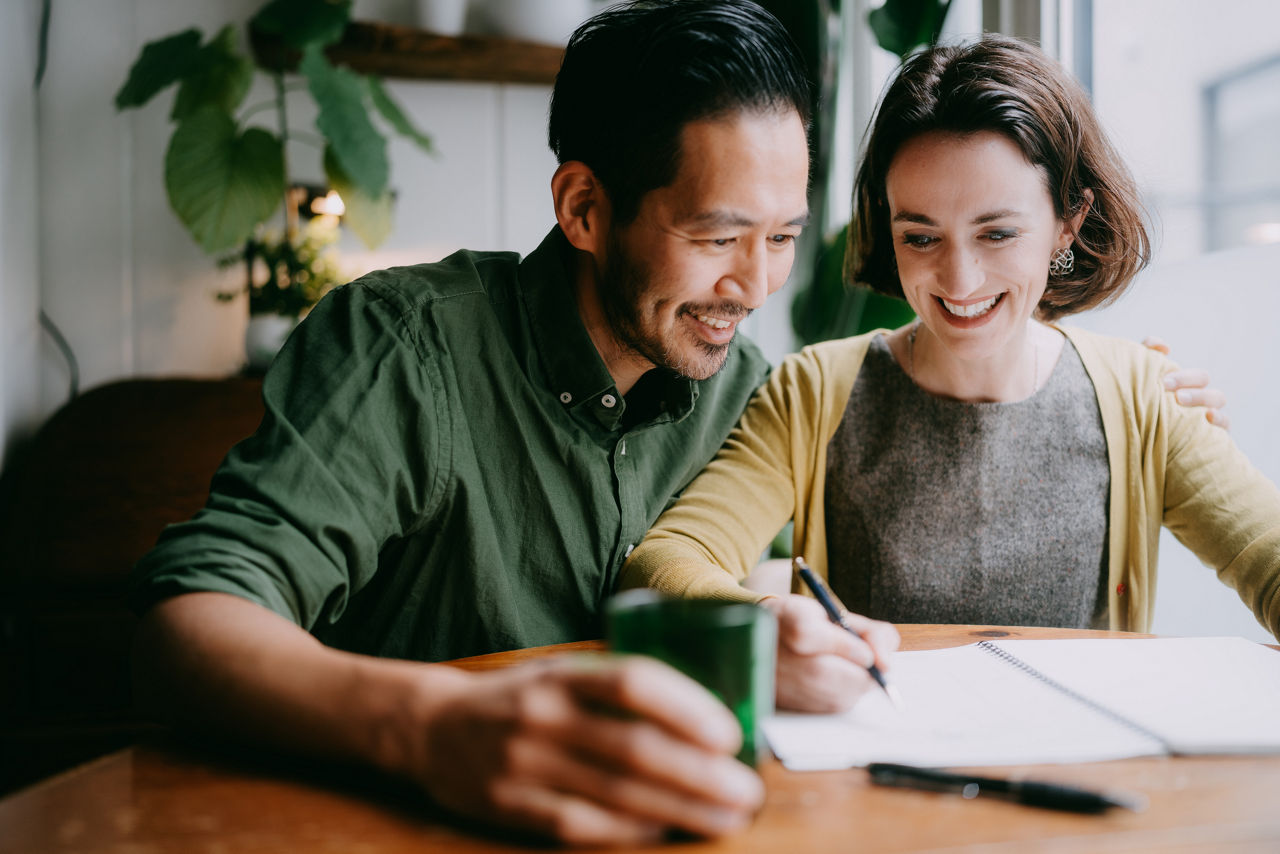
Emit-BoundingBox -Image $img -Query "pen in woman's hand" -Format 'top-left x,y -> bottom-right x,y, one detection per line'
792,556 -> 903,709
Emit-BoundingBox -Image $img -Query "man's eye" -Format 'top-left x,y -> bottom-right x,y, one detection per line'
769,234 -> 797,245
705,238 -> 734,247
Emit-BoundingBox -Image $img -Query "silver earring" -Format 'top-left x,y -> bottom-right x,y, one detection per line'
1050,247 -> 1075,277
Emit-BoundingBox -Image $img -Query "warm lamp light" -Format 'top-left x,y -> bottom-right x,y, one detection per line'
289,183 -> 345,225
310,190 -> 346,218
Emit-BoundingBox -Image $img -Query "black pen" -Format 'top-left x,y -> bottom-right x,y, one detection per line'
792,556 -> 902,709
867,763 -> 1144,813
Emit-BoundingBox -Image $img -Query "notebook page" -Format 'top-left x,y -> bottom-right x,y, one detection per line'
763,643 -> 1165,771
988,637 -> 1280,755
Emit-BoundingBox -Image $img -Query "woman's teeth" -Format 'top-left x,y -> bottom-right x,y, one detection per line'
940,295 -> 1000,318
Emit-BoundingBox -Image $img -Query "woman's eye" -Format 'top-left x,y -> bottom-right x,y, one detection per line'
902,234 -> 936,247
984,230 -> 1019,242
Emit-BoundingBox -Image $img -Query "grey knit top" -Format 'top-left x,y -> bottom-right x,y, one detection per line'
824,334 -> 1110,628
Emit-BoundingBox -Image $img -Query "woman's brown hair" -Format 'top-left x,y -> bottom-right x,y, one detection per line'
848,36 -> 1150,320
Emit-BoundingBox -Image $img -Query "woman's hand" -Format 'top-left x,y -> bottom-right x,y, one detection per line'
760,594 -> 900,713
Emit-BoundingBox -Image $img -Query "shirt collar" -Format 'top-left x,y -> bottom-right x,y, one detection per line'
520,227 -> 697,431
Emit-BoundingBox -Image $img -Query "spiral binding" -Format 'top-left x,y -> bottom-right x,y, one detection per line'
977,641 -> 1172,752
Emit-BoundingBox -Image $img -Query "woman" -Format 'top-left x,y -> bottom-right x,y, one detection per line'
620,36 -> 1280,639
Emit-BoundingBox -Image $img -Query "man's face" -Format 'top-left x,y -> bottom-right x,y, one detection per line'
598,109 -> 810,381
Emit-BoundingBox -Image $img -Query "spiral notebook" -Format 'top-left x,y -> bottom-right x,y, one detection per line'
763,636 -> 1280,770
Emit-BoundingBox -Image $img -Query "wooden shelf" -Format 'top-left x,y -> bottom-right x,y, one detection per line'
252,20 -> 565,85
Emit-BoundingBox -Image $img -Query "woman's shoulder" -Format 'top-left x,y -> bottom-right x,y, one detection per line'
781,330 -> 885,377
756,331 -> 886,420
1060,326 -> 1169,380
1058,326 -> 1176,425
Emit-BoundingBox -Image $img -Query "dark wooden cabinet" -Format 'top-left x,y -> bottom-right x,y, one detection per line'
0,377 -> 264,794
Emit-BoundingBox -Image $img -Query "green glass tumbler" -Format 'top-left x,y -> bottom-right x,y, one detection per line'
605,590 -> 777,766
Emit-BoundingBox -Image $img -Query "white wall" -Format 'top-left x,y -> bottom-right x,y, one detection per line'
1086,0 -> 1280,642
1073,246 -> 1280,644
26,0 -> 799,429
32,0 -> 560,408
0,0 -> 43,472
1093,0 -> 1280,262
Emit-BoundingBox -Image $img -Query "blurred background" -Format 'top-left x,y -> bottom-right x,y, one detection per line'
2,3 -> 1280,783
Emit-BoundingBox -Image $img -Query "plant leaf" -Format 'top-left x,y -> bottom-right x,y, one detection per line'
324,147 -> 392,248
791,224 -> 914,343
302,44 -> 389,199
868,0 -> 950,59
251,0 -> 353,49
165,107 -> 285,253
115,29 -> 203,109
368,77 -> 434,154
172,25 -> 255,121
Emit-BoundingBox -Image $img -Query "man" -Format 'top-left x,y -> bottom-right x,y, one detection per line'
131,2 -> 888,845
131,0 -> 1223,846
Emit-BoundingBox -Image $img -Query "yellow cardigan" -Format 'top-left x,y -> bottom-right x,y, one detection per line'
620,327 -> 1280,638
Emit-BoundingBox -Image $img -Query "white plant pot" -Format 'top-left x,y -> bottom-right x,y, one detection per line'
416,0 -> 469,36
245,313 -> 297,373
473,0 -> 592,45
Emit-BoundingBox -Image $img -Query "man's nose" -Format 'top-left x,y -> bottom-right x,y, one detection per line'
720,244 -> 771,309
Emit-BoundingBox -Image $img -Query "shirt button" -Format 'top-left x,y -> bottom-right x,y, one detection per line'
1116,582 -> 1128,596
624,544 -> 635,558
559,392 -> 572,404
601,394 -> 617,408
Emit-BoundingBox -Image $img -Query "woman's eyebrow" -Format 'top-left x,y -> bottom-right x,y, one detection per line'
891,209 -> 1024,226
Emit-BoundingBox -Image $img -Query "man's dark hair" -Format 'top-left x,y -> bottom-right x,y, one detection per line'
549,0 -> 812,225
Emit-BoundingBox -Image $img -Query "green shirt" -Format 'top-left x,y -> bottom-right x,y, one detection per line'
132,228 -> 771,661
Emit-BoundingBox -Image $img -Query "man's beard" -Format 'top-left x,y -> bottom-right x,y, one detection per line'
598,234 -> 743,381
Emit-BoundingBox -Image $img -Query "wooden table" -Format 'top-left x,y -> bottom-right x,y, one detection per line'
3,625 -> 1278,853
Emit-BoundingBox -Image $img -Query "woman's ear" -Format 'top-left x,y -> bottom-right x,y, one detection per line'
1060,187 -> 1095,248
552,161 -> 611,256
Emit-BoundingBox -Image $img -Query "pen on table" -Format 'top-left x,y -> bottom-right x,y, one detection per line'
792,556 -> 902,709
866,763 -> 1145,814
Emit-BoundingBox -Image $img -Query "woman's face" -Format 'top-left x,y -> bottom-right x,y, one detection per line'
885,130 -> 1076,365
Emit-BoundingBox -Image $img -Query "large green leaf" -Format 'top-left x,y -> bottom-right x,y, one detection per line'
115,29 -> 203,109
368,77 -> 433,155
251,0 -> 352,49
172,25 -> 254,121
791,224 -> 914,344
165,107 -> 285,253
868,0 -> 951,58
324,147 -> 392,249
302,44 -> 388,199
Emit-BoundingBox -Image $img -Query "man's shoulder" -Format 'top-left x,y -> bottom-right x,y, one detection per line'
347,248 -> 525,312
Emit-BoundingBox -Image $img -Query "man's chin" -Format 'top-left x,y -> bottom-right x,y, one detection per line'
666,342 -> 731,381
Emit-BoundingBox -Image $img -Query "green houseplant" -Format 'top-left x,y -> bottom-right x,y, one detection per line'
113,0 -> 432,338
790,0 -> 952,348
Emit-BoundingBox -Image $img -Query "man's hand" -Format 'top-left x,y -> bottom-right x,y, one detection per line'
759,594 -> 899,713
1142,336 -> 1230,430
134,595 -> 761,849
411,655 -> 764,847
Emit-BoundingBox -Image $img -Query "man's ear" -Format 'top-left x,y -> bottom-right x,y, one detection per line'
552,161 -> 611,256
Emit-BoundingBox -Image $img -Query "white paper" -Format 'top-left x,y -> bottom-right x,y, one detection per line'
763,637 -> 1280,771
